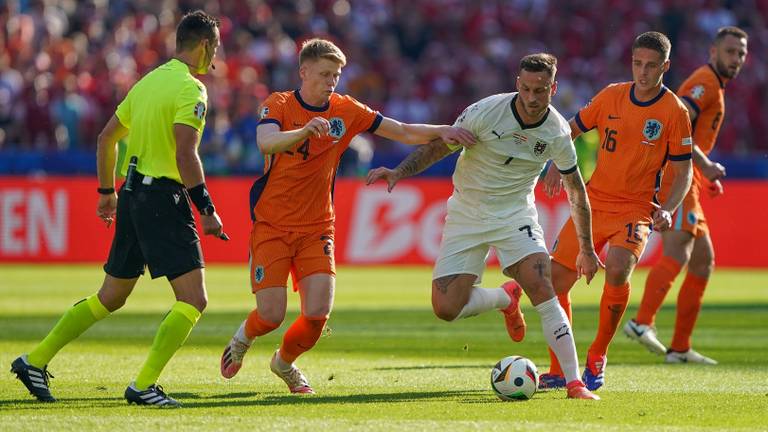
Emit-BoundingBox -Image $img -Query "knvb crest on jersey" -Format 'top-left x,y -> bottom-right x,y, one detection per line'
533,140 -> 548,156
259,106 -> 269,119
254,265 -> 265,283
328,117 -> 346,139
643,119 -> 663,141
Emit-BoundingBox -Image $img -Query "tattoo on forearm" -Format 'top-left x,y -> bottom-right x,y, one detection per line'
534,259 -> 547,278
396,139 -> 453,179
434,274 -> 459,294
563,171 -> 594,250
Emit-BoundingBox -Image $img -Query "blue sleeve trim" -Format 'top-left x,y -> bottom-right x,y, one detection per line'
367,113 -> 383,133
574,113 -> 590,133
668,153 -> 692,161
258,118 -> 282,129
681,96 -> 701,116
558,164 -> 578,175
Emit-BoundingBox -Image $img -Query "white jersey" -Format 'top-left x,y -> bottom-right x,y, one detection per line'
447,92 -> 577,223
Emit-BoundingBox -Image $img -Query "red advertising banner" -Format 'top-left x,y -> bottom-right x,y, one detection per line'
0,176 -> 766,267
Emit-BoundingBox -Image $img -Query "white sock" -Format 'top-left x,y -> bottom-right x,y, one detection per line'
234,320 -> 253,345
536,297 -> 579,384
274,349 -> 292,372
454,287 -> 511,320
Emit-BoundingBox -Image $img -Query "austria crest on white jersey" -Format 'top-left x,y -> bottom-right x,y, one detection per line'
448,92 -> 577,222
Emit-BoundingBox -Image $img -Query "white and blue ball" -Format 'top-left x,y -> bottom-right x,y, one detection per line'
490,355 -> 539,400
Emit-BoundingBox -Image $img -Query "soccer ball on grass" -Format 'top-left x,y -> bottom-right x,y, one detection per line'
490,355 -> 539,400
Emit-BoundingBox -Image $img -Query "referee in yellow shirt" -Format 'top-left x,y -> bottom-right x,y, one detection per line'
11,10 -> 225,408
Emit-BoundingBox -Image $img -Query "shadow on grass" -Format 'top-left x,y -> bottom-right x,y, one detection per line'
0,390 -> 489,410
0,396 -> 125,410
373,364 -> 487,371
182,389 -> 487,408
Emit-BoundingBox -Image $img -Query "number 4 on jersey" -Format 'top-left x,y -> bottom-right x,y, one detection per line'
297,140 -> 310,160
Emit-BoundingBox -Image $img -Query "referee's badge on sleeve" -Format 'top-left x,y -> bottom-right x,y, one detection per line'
194,102 -> 207,120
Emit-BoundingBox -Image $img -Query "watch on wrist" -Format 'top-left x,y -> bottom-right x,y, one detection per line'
97,187 -> 115,195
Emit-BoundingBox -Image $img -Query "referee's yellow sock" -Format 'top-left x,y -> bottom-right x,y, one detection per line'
27,295 -> 110,369
134,301 -> 201,390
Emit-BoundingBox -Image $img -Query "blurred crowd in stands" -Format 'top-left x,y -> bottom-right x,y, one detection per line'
0,0 -> 766,176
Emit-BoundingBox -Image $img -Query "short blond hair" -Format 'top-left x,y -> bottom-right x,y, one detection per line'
299,38 -> 347,66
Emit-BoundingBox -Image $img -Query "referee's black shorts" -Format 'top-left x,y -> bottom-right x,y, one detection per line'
104,174 -> 203,280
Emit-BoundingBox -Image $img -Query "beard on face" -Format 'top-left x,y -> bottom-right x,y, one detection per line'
716,58 -> 739,79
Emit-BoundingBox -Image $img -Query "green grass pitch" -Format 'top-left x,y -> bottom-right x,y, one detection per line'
1,264 -> 766,431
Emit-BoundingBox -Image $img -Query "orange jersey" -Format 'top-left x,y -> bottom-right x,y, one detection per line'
251,90 -> 381,231
574,82 -> 692,213
673,64 -> 727,188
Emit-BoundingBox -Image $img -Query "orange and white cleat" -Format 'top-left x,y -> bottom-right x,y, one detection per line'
220,322 -> 251,379
566,380 -> 600,400
500,280 -> 526,342
269,350 -> 314,394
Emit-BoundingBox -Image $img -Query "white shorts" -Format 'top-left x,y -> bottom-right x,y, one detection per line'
432,215 -> 547,282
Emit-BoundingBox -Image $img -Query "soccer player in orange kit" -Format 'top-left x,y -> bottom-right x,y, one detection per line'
540,31 -> 693,390
623,27 -> 748,365
218,38 -> 475,393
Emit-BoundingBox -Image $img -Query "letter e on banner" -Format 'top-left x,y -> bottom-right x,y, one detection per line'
347,186 -> 422,262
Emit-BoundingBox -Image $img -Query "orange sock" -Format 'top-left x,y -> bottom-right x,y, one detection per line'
670,273 -> 708,352
279,315 -> 328,363
244,309 -> 280,339
636,256 -> 682,325
547,292 -> 572,376
589,282 -> 630,356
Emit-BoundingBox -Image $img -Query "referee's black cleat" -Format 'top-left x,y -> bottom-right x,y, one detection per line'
10,355 -> 56,402
125,382 -> 181,408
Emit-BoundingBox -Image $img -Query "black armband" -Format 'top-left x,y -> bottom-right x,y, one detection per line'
188,183 -> 214,214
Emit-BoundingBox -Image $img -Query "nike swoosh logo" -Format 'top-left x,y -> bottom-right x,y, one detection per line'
628,323 -> 644,337
608,115 -> 620,119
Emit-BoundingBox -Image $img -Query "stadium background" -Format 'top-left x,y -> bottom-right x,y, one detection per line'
1,0 -> 767,266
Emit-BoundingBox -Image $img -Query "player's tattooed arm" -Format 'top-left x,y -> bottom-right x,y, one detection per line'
562,168 -> 603,283
366,139 -> 457,192
394,139 -> 456,179
561,169 -> 594,252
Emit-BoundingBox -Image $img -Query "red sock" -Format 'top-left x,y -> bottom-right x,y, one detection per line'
279,315 -> 328,363
636,256 -> 682,325
670,273 -> 708,352
589,282 -> 630,356
547,292 -> 572,376
244,309 -> 280,339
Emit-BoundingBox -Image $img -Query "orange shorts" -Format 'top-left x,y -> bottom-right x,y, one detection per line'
248,221 -> 335,292
671,184 -> 708,238
551,209 -> 653,271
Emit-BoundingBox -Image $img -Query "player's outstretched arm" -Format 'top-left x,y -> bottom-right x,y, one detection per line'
374,117 -> 476,147
654,159 -> 693,231
561,168 -> 602,283
366,139 -> 456,192
96,114 -> 129,227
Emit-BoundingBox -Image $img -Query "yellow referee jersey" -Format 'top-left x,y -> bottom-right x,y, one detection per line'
115,59 -> 208,183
